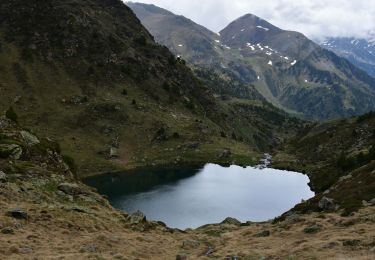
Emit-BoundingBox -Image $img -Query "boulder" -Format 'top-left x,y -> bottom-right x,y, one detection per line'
18,247 -> 33,254
343,239 -> 361,247
254,230 -> 271,237
181,239 -> 200,249
369,198 -> 375,206
1,227 -> 14,234
304,224 -> 322,234
219,148 -> 231,159
0,171 -> 6,182
338,174 -> 352,182
221,217 -> 241,226
283,212 -> 303,225
127,210 -> 146,225
0,144 -> 22,159
58,183 -> 84,196
318,196 -> 337,211
6,208 -> 28,220
20,131 -> 40,146
109,147 -> 119,158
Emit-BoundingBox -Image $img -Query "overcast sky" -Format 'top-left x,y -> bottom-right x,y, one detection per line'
128,0 -> 375,40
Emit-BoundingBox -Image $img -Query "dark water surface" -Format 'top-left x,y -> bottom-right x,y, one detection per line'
85,164 -> 314,229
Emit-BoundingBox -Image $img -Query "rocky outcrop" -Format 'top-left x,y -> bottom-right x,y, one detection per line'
0,144 -> 22,160
58,183 -> 85,196
20,131 -> 40,146
221,217 -> 241,226
319,196 -> 338,211
6,208 -> 28,220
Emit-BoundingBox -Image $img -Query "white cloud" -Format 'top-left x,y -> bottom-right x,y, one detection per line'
127,0 -> 375,40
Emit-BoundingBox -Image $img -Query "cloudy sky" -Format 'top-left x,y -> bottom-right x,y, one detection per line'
129,0 -> 375,40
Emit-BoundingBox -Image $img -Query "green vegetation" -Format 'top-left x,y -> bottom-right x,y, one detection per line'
5,107 -> 17,123
274,115 -> 375,214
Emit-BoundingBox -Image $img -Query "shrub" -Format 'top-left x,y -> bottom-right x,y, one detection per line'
357,111 -> 375,123
134,35 -> 147,46
162,82 -> 170,92
5,107 -> 18,122
177,57 -> 186,65
62,155 -> 77,176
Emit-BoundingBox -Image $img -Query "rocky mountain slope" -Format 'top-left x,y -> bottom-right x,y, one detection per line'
128,3 -> 375,120
1,118 -> 374,259
320,35 -> 375,78
0,0 -> 302,177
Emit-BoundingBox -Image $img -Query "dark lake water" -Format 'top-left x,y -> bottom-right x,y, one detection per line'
85,164 -> 314,229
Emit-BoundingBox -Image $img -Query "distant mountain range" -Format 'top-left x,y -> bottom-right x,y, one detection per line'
320,35 -> 375,78
128,2 -> 375,120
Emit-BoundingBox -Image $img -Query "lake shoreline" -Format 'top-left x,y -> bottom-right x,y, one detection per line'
86,163 -> 314,229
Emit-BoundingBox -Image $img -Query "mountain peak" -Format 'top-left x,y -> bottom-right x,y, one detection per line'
222,13 -> 281,35
219,13 -> 282,48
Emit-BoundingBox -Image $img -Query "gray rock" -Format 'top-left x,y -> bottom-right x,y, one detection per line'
254,230 -> 271,237
66,206 -> 87,213
283,212 -> 303,225
80,244 -> 97,253
127,210 -> 146,225
182,239 -> 200,249
369,198 -> 375,206
109,147 -> 119,158
318,196 -> 337,210
219,148 -> 231,159
185,142 -> 200,149
18,247 -> 33,254
20,131 -> 40,146
6,208 -> 28,220
0,171 -> 6,182
1,227 -> 14,234
322,242 -> 339,249
343,239 -> 361,247
58,183 -> 83,196
0,144 -> 22,159
221,217 -> 241,226
362,200 -> 371,207
304,224 -> 322,234
338,174 -> 352,182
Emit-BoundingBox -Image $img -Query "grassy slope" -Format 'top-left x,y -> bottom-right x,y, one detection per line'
274,113 -> 375,214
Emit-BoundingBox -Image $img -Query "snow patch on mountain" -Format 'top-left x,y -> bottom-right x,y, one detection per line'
256,25 -> 269,31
